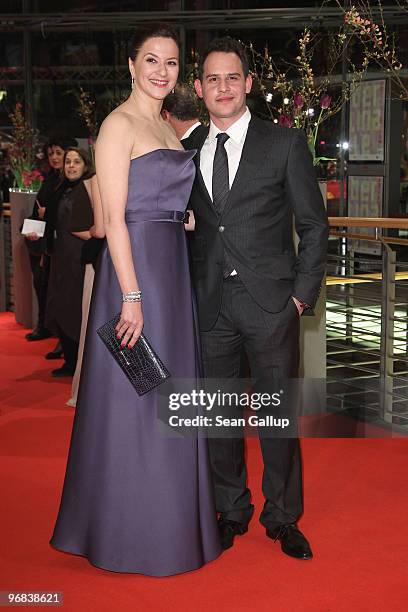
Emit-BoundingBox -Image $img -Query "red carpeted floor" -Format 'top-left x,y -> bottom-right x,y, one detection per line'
1,311 -> 408,611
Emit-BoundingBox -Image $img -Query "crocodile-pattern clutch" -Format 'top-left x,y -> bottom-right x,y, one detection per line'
97,314 -> 170,396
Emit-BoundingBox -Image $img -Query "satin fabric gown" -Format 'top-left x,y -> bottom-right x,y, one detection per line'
50,149 -> 221,576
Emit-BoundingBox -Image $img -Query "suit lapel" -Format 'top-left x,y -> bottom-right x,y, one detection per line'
194,149 -> 212,205
193,127 -> 218,214
192,116 -> 269,217
222,117 -> 264,217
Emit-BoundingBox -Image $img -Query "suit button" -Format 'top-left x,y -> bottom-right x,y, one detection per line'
219,225 -> 225,233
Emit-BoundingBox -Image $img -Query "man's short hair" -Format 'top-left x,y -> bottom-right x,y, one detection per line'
198,37 -> 249,80
162,83 -> 201,121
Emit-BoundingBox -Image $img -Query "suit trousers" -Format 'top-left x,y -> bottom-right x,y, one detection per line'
200,275 -> 303,530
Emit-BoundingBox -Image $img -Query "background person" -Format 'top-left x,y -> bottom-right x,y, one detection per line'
24,137 -> 77,342
45,147 -> 94,377
161,81 -> 206,141
66,174 -> 105,407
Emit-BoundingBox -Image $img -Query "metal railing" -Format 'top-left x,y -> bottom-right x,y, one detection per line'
327,217 -> 408,427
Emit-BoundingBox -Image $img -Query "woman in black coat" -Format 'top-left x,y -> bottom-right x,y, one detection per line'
45,147 -> 94,377
24,137 -> 77,342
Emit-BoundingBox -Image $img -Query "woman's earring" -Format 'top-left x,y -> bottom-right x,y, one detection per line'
172,88 -> 175,94
131,76 -> 135,89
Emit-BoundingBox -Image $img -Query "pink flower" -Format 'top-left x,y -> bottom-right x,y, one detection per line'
279,114 -> 294,128
294,93 -> 304,109
22,171 -> 32,187
21,169 -> 44,187
320,94 -> 332,109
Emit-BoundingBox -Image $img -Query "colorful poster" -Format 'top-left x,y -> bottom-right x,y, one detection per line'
349,80 -> 386,161
348,175 -> 383,255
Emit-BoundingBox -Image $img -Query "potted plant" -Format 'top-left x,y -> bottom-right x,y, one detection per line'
4,102 -> 43,192
2,103 -> 44,327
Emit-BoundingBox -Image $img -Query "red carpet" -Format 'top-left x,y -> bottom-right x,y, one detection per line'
1,311 -> 408,611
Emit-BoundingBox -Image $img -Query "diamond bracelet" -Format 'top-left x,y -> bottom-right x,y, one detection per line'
122,290 -> 142,303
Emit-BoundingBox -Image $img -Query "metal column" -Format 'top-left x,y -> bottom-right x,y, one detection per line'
22,0 -> 35,127
379,241 -> 396,423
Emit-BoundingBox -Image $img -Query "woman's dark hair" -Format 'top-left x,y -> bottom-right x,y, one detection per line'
63,147 -> 95,180
198,37 -> 249,80
43,136 -> 78,158
128,22 -> 180,61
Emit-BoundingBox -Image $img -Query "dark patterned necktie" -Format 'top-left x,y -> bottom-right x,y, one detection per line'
212,132 -> 235,277
212,132 -> 230,214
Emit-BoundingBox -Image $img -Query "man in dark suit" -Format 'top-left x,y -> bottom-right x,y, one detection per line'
161,82 -> 206,142
184,37 -> 329,559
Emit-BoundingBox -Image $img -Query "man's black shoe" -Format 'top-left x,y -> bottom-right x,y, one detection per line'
218,519 -> 248,550
266,523 -> 313,559
25,327 -> 53,341
51,365 -> 75,378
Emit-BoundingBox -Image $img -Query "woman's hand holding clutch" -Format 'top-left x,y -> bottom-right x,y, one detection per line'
116,302 -> 144,349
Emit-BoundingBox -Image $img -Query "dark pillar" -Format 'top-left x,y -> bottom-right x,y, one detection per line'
22,0 -> 35,128
384,83 -> 403,217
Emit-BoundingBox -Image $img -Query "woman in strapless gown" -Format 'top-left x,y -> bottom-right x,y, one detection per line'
50,24 -> 221,576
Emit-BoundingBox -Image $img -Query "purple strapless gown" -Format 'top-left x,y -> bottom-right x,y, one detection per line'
50,149 -> 222,576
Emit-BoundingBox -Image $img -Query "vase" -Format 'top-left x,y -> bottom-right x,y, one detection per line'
9,189 -> 38,328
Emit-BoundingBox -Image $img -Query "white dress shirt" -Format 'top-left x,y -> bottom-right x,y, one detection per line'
199,107 -> 251,200
199,107 -> 251,276
180,121 -> 202,141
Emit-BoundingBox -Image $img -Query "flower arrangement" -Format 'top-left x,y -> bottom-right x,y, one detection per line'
74,87 -> 99,166
246,26 -> 369,165
72,87 -> 127,165
342,1 -> 407,100
3,102 -> 44,191
21,169 -> 44,190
